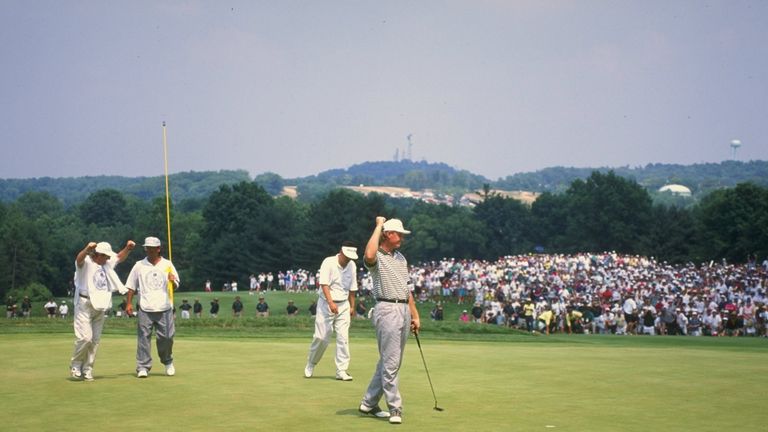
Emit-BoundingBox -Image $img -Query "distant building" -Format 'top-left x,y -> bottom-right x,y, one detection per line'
658,184 -> 692,197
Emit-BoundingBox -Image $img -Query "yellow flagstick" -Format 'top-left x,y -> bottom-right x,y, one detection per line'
162,121 -> 174,305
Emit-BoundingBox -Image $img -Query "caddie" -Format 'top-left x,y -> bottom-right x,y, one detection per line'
70,240 -> 134,381
125,236 -> 180,378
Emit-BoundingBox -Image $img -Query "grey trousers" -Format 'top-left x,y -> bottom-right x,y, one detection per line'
136,308 -> 175,372
362,302 -> 411,412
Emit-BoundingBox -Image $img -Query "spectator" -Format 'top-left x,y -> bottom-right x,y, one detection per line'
249,274 -> 258,295
193,299 -> 203,318
676,309 -> 689,336
537,305 -> 555,335
470,302 -> 483,323
117,299 -> 128,318
523,298 -> 535,332
688,311 -> 702,336
44,298 -> 58,318
459,310 -> 470,322
6,296 -> 17,318
179,299 -> 192,319
430,304 -> 444,321
287,300 -> 299,317
21,296 -> 32,318
355,299 -> 367,319
256,295 -> 269,317
641,307 -> 656,335
59,301 -> 69,319
232,296 -> 243,318
210,298 -> 220,318
564,307 -> 583,334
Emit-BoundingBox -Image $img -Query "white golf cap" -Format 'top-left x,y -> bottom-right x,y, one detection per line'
143,236 -> 162,247
94,242 -> 116,257
341,246 -> 358,260
382,218 -> 411,234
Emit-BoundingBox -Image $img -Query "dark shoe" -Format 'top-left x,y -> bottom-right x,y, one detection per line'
389,408 -> 402,424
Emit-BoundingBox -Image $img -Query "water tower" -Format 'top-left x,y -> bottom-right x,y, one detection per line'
730,139 -> 741,160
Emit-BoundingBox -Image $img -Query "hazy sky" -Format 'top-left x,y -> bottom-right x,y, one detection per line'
2,1 -> 766,181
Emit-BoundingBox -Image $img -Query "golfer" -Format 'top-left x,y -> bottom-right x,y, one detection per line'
125,237 -> 180,378
70,240 -> 134,381
304,241 -> 359,381
358,217 -> 420,424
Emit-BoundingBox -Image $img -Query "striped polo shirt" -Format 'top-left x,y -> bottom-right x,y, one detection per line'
367,248 -> 412,301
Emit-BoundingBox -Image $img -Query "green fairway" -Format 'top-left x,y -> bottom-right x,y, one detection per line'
1,330 -> 766,432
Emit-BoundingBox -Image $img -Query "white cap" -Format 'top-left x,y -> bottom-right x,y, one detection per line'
143,236 -> 161,247
382,218 -> 411,234
94,242 -> 116,257
341,246 -> 358,260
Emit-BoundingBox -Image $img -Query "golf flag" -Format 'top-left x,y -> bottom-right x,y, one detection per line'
162,121 -> 174,306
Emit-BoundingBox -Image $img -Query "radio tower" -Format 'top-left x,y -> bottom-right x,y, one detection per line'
406,134 -> 413,161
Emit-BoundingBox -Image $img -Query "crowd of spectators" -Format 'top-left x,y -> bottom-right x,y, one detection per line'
406,253 -> 768,337
9,252 -> 766,337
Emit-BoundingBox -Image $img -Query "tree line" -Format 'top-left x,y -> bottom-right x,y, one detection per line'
1,171 -> 766,301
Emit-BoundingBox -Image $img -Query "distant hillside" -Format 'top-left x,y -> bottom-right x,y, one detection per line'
493,160 -> 768,194
0,170 -> 250,206
2,160 -> 766,206
291,160 -> 488,191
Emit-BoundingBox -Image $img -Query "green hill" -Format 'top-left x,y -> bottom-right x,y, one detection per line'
2,160 -> 766,206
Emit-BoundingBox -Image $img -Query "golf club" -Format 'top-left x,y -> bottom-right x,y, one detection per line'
413,332 -> 444,411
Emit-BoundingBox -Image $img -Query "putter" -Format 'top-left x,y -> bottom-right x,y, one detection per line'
414,332 -> 444,411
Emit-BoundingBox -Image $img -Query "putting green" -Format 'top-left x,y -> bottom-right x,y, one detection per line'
1,333 -> 765,431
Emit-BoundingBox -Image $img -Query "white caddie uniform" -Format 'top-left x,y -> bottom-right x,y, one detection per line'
125,257 -> 180,372
306,254 -> 358,374
70,256 -> 127,374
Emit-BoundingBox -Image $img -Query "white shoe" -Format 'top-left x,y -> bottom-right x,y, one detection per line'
389,409 -> 402,424
336,371 -> 353,381
359,404 -> 390,418
70,367 -> 82,379
165,363 -> 175,376
83,370 -> 94,381
304,363 -> 314,378
137,369 -> 148,378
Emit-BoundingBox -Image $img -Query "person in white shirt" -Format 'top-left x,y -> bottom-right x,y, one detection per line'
58,301 -> 69,319
125,237 -> 180,378
44,299 -> 58,318
70,240 -> 134,381
249,274 -> 258,295
622,296 -> 638,334
304,242 -> 359,381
